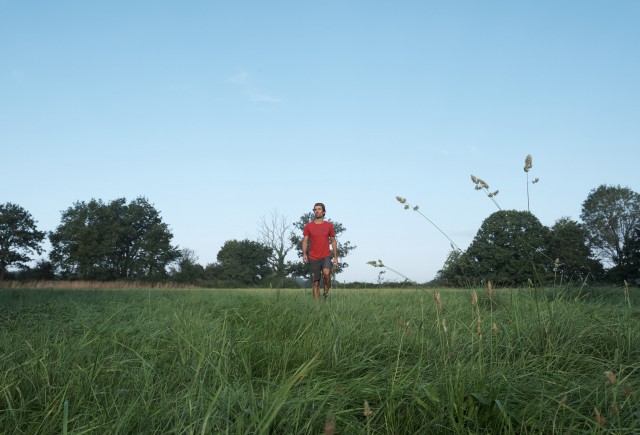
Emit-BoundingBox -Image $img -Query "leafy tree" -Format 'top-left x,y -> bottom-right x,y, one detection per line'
546,218 -> 604,283
0,203 -> 46,281
16,259 -> 57,281
434,249 -> 478,287
289,212 -> 356,278
208,239 -> 272,287
49,197 -> 179,280
257,209 -> 295,280
169,248 -> 206,284
463,210 -> 549,286
607,226 -> 640,285
580,185 -> 640,273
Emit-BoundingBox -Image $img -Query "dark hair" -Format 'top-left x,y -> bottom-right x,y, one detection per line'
313,202 -> 326,216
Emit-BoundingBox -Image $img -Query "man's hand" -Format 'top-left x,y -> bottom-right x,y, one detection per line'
303,254 -> 308,263
333,257 -> 338,267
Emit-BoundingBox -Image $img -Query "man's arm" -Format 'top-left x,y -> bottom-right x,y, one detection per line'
331,236 -> 338,266
302,235 -> 309,263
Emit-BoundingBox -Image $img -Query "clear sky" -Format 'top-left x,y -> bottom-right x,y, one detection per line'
2,1 -> 639,283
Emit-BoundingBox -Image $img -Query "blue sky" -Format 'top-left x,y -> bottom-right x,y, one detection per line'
2,1 -> 639,283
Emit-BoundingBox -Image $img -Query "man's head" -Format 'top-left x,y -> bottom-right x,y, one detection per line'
313,202 -> 326,218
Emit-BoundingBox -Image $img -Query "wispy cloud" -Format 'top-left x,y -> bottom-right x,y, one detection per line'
229,71 -> 249,84
229,71 -> 280,103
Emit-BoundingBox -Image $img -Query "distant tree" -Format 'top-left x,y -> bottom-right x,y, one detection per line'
288,212 -> 356,278
580,185 -> 640,275
434,249 -> 479,287
257,209 -> 295,280
606,226 -> 640,285
17,259 -> 57,281
0,203 -> 46,281
169,248 -> 206,284
464,210 -> 549,286
546,218 -> 604,283
49,197 -> 179,280
208,239 -> 272,287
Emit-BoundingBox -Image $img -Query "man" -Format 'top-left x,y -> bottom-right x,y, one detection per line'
302,202 -> 339,299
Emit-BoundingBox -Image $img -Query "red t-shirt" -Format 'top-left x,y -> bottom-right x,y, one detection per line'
303,221 -> 335,260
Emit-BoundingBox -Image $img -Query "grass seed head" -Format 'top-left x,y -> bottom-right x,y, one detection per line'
324,412 -> 335,435
434,292 -> 442,311
605,371 -> 617,385
470,175 -> 490,189
524,154 -> 533,172
471,291 -> 478,305
559,395 -> 567,407
363,401 -> 373,418
486,280 -> 494,298
594,407 -> 605,428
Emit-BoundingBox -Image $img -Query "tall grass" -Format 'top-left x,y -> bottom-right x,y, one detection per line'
1,287 -> 638,433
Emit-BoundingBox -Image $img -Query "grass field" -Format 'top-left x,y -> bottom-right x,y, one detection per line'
1,285 -> 639,434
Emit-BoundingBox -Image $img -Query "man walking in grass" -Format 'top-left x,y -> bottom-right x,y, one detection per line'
302,202 -> 339,300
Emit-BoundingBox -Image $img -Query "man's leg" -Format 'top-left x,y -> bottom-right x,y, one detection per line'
322,268 -> 331,298
309,259 -> 321,300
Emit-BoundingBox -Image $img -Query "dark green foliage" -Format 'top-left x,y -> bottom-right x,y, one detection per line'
580,185 -> 640,282
607,226 -> 640,285
169,248 -> 206,284
435,249 -> 480,287
289,212 -> 356,278
546,217 -> 604,284
206,239 -> 272,287
49,197 -> 179,280
0,203 -> 46,281
13,259 -> 57,281
439,211 -> 550,287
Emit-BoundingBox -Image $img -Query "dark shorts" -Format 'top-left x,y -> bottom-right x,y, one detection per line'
309,256 -> 332,281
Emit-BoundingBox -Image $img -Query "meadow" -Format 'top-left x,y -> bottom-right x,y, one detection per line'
1,285 -> 638,434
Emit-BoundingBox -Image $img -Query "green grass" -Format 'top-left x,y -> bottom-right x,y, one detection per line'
1,286 -> 639,434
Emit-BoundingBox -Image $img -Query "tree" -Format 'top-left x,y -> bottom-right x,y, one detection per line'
0,203 -> 46,281
580,185 -> 640,275
49,197 -> 179,280
257,209 -> 295,280
289,212 -> 356,278
207,239 -> 272,287
169,248 -> 206,284
15,259 -> 57,281
463,210 -> 549,286
546,218 -> 604,283
434,249 -> 478,287
607,226 -> 640,285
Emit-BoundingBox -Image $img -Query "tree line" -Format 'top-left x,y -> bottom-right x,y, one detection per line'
0,199 -> 355,288
1,184 -> 639,288
434,184 -> 640,287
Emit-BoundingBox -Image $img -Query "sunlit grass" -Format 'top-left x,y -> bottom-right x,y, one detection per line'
1,287 -> 638,433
